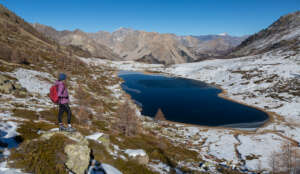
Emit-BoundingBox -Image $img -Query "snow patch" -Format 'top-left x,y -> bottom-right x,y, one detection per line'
0,121 -> 18,138
237,134 -> 285,170
148,162 -> 171,174
102,163 -> 122,174
14,68 -> 54,95
86,132 -> 104,141
124,149 -> 146,157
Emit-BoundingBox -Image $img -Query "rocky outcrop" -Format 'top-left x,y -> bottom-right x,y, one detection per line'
41,131 -> 90,174
0,74 -> 26,95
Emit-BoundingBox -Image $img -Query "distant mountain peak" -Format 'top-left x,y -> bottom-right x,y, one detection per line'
218,32 -> 228,36
73,29 -> 85,34
115,27 -> 133,32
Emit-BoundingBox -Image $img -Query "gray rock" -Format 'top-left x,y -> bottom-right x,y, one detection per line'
65,143 -> 90,174
192,134 -> 201,141
125,149 -> 149,165
136,154 -> 149,165
161,128 -> 176,137
0,75 -> 14,93
0,74 -> 26,95
41,131 -> 90,174
0,82 -> 12,93
97,133 -> 110,151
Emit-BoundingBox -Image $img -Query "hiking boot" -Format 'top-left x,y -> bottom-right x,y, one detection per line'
59,125 -> 67,131
66,126 -> 76,132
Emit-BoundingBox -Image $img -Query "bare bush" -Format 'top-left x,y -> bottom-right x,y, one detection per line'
114,101 -> 140,136
269,141 -> 300,174
0,44 -> 12,61
55,56 -> 87,75
74,85 -> 93,127
10,49 -> 19,63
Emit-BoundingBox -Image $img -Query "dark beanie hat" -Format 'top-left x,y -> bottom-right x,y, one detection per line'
59,73 -> 66,81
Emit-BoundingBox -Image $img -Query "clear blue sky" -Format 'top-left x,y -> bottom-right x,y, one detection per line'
1,0 -> 299,36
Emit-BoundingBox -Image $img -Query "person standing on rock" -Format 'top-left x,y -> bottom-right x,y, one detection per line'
55,73 -> 75,132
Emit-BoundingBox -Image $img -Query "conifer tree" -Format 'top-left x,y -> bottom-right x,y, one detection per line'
154,108 -> 166,121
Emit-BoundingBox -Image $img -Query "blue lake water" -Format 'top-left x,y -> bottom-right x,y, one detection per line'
119,71 -> 269,128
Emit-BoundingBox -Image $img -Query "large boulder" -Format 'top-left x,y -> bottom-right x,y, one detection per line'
41,131 -> 90,174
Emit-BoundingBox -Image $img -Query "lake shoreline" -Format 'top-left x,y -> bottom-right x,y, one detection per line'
119,70 -> 271,131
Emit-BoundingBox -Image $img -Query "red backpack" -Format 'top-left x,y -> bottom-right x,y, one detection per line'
49,85 -> 59,104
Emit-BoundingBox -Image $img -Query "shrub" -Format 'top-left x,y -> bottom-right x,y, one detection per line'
9,134 -> 73,174
92,120 -> 109,131
17,121 -> 56,140
39,108 -> 80,125
113,159 -> 157,174
13,109 -> 39,120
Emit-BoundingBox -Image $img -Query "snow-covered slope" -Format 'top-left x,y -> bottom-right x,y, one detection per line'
230,11 -> 300,57
87,47 -> 300,172
165,50 -> 300,171
166,50 -> 300,122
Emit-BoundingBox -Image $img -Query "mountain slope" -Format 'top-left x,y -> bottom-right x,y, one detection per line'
230,11 -> 300,57
0,4 -> 61,64
89,28 -> 247,64
33,24 -> 247,64
0,4 -> 210,174
0,4 -> 94,65
32,23 -> 120,60
88,13 -> 300,170
177,34 -> 248,58
90,28 -> 199,64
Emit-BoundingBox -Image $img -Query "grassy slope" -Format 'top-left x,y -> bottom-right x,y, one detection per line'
0,4 -> 199,174
0,4 -> 242,174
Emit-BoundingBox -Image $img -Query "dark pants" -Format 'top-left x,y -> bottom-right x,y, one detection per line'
58,103 -> 72,124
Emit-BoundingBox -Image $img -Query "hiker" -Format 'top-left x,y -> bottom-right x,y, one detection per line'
87,160 -> 107,174
55,73 -> 75,132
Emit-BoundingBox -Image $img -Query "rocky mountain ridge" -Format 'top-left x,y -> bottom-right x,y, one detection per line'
31,23 -> 121,60
33,24 -> 247,64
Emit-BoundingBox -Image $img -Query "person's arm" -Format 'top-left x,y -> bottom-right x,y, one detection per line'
57,83 -> 64,97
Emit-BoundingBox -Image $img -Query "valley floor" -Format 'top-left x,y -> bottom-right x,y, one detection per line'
80,49 -> 300,172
